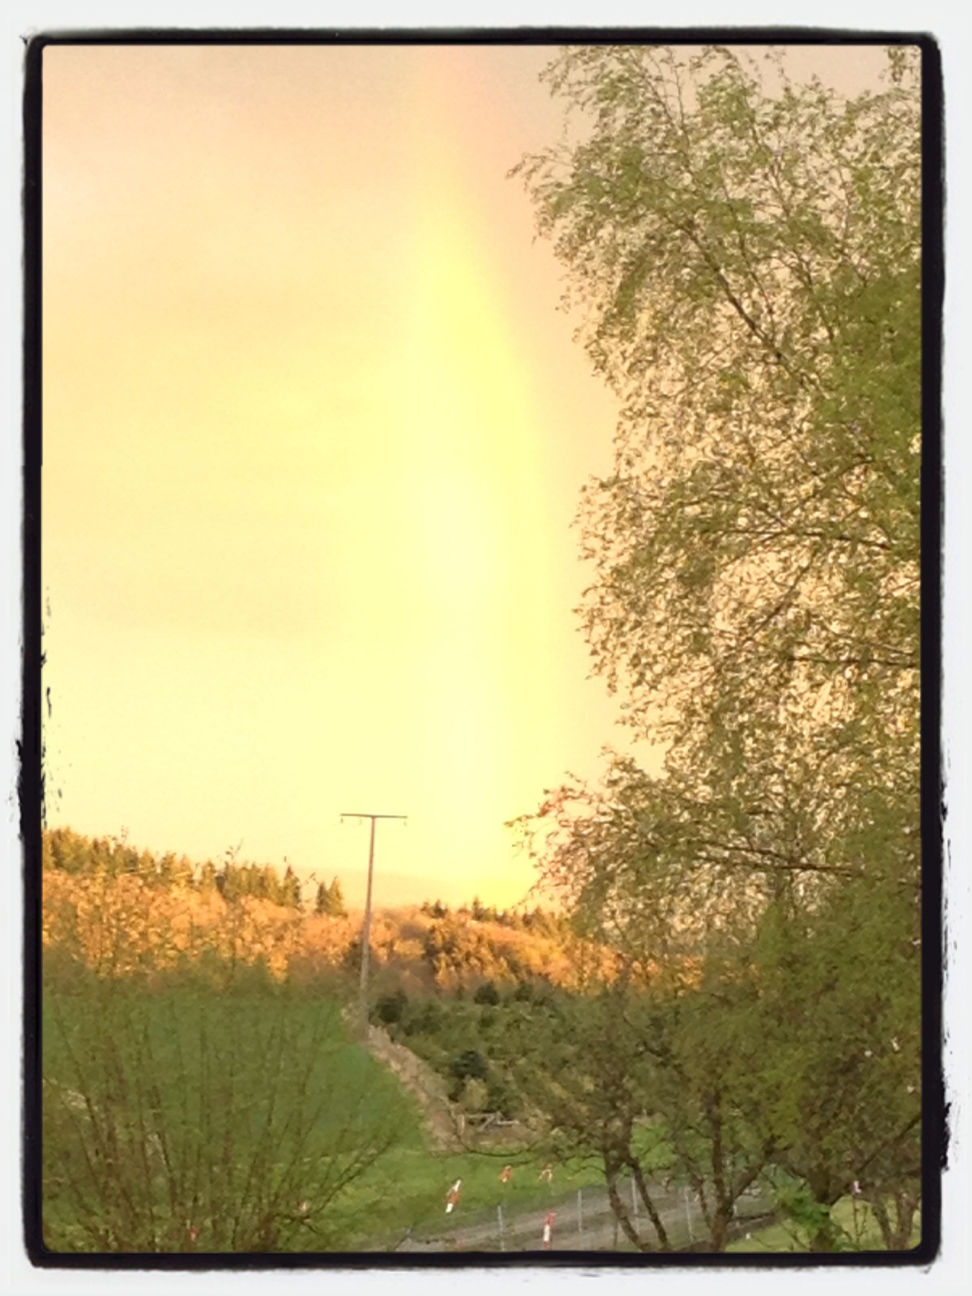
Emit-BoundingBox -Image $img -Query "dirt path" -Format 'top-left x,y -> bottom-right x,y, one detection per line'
362,1022 -> 460,1150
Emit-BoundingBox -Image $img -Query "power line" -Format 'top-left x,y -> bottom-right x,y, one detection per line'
340,812 -> 407,1031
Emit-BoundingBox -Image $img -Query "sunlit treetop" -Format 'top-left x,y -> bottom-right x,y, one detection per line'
515,45 -> 920,852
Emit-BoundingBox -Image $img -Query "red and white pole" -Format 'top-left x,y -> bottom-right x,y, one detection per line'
445,1178 -> 462,1214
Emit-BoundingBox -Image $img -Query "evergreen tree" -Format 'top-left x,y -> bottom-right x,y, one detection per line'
314,876 -> 347,917
281,865 -> 302,910
326,876 -> 346,917
314,882 -> 329,916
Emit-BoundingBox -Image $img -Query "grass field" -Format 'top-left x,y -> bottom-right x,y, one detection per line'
335,1142 -> 598,1248
41,971 -> 601,1252
42,973 -> 419,1251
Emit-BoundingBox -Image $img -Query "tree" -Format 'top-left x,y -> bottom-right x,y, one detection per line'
749,878 -> 921,1249
281,865 -> 302,911
515,43 -> 919,838
461,1076 -> 490,1114
326,877 -> 346,917
496,933 -> 782,1251
449,1048 -> 489,1082
513,44 -> 922,1248
315,877 -> 347,918
518,47 -> 922,777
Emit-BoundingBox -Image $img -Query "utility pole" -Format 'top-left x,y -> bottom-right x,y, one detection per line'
341,812 -> 407,1031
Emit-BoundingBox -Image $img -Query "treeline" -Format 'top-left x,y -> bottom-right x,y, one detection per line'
41,828 -> 604,995
419,896 -> 568,937
414,911 -> 597,995
44,827 -> 302,908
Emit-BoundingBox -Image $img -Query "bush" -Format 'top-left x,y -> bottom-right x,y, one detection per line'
512,980 -> 547,1003
486,1075 -> 520,1120
374,989 -> 408,1025
462,1077 -> 490,1112
400,998 -> 443,1037
473,980 -> 500,1006
449,1048 -> 488,1081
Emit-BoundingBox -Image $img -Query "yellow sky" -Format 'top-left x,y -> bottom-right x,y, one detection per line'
41,42 -> 891,909
41,43 -> 636,908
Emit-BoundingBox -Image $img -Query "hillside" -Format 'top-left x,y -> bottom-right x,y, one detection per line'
41,826 -> 612,994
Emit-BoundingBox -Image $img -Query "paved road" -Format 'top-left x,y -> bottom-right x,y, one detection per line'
390,1179 -> 773,1253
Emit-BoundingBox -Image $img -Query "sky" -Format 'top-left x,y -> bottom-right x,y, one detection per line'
41,42 -> 635,909
42,40 -> 896,910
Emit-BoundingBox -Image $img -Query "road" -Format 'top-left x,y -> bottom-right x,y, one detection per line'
389,1178 -> 774,1253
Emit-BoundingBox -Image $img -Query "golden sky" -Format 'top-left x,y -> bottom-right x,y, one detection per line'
41,43 -> 635,908
41,42 -> 890,909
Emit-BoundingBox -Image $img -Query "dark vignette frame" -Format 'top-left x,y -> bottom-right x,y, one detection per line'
20,23 -> 945,1274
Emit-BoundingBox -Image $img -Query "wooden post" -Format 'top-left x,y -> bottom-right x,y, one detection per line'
340,811 -> 407,1032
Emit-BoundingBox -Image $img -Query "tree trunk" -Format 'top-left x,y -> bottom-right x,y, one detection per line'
709,1210 -> 731,1252
628,1158 -> 671,1250
605,1169 -> 652,1252
704,1089 -> 732,1251
806,1168 -> 844,1252
871,1190 -> 917,1250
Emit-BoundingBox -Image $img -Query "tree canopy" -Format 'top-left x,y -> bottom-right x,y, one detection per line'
512,44 -> 923,1250
514,40 -> 920,926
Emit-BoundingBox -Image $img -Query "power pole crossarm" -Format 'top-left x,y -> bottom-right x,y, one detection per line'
340,812 -> 407,1033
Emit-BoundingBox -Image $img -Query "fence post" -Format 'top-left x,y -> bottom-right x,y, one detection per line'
497,1203 -> 505,1252
683,1185 -> 694,1242
631,1175 -> 638,1217
577,1187 -> 583,1237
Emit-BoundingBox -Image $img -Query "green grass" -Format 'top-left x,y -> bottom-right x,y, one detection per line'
41,969 -> 604,1252
42,972 -> 420,1251
726,1196 -> 922,1253
331,1143 -> 599,1248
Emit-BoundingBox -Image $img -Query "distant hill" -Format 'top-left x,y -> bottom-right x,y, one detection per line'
41,827 -> 611,994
